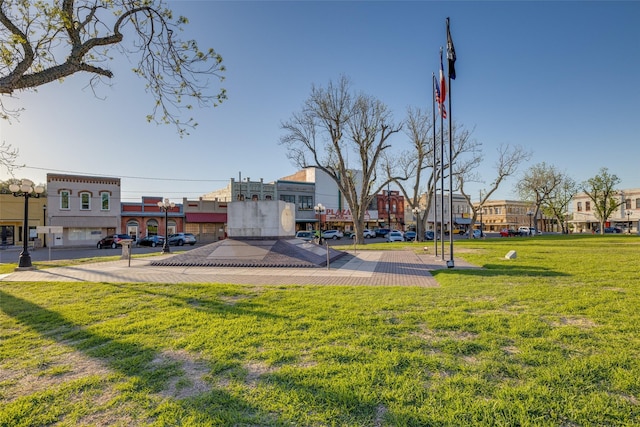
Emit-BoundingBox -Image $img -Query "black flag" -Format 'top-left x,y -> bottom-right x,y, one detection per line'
446,17 -> 456,80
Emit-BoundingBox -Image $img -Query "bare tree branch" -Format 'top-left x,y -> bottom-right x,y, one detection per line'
0,0 -> 225,135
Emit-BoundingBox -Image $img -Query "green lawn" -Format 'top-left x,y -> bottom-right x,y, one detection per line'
1,235 -> 639,426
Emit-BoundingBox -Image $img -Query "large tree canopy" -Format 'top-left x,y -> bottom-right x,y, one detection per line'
0,0 -> 225,135
582,167 -> 622,234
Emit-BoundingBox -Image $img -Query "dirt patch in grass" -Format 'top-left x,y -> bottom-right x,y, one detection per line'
1,349 -> 112,403
153,349 -> 212,399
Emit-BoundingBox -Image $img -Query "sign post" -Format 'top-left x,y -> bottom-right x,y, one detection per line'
36,226 -> 63,261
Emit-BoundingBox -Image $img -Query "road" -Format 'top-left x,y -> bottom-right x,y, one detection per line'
0,233 -> 486,263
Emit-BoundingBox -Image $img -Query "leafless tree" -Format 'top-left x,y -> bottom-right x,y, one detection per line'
280,75 -> 402,244
392,109 -> 481,240
515,162 -> 565,231
0,0 -> 225,136
457,144 -> 532,237
0,141 -> 19,174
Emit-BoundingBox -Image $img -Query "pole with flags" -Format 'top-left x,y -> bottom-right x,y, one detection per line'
446,17 -> 456,269
436,48 -> 446,260
432,73 -> 438,257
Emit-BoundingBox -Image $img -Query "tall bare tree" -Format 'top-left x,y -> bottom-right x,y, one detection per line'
392,109 -> 481,240
515,162 -> 565,232
280,75 -> 402,244
582,167 -> 622,234
457,144 -> 532,237
0,0 -> 225,135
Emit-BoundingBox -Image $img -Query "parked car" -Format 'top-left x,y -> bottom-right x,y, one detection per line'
518,226 -> 540,236
321,230 -> 344,240
375,228 -> 391,237
351,229 -> 376,239
295,231 -> 314,241
424,230 -> 435,241
463,229 -> 482,239
168,232 -> 197,246
137,235 -> 165,247
404,230 -> 417,241
595,227 -> 622,234
97,234 -> 131,249
385,230 -> 404,242
500,228 -> 520,237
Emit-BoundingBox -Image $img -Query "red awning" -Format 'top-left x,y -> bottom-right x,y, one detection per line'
185,212 -> 227,223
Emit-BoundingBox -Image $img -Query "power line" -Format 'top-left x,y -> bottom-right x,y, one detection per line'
21,165 -> 230,183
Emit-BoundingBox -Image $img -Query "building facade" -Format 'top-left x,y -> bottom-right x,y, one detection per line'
0,191 -> 47,247
46,173 -> 121,246
570,188 -> 639,233
121,196 -> 185,240
183,197 -> 228,242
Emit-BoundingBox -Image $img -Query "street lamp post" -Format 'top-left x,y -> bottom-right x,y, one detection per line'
157,198 -> 175,254
9,179 -> 44,270
314,203 -> 325,243
627,211 -> 632,234
412,207 -> 422,242
527,210 -> 534,236
42,204 -> 47,247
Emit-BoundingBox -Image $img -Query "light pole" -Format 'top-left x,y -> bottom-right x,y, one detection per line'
9,179 -> 44,270
157,198 -> 175,254
412,207 -> 422,241
527,210 -> 534,236
314,203 -> 325,242
42,204 -> 47,247
627,211 -> 632,234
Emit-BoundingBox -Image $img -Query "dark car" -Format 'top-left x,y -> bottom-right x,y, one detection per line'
168,232 -> 197,246
97,234 -> 131,249
596,227 -> 622,234
404,231 -> 417,241
424,231 -> 442,241
375,228 -> 391,237
137,235 -> 165,247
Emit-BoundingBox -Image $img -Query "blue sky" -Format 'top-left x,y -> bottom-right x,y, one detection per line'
1,1 -> 638,203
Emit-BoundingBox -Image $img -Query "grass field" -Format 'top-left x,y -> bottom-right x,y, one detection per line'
1,235 -> 639,426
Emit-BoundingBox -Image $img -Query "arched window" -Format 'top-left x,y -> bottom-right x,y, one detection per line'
147,219 -> 159,236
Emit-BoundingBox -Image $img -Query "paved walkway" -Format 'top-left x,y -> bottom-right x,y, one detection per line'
0,250 -> 477,287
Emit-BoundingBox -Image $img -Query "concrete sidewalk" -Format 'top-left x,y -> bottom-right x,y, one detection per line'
0,250 -> 476,287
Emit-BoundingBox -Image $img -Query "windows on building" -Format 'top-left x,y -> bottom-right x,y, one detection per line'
80,192 -> 91,210
280,194 -> 295,204
60,190 -> 70,210
577,202 -> 582,212
100,192 -> 110,210
585,201 -> 591,211
636,198 -> 640,209
298,195 -> 312,210
625,199 -> 631,209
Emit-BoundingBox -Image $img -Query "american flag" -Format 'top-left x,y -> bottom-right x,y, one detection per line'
435,78 -> 447,119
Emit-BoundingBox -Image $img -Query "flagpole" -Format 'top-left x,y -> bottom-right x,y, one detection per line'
447,72 -> 454,268
446,16 -> 457,269
432,73 -> 438,258
440,84 -> 445,262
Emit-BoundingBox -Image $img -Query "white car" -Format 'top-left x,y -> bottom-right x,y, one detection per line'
351,229 -> 376,239
321,230 -> 344,240
385,230 -> 404,242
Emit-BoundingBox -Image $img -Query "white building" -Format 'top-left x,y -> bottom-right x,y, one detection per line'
570,188 -> 639,233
